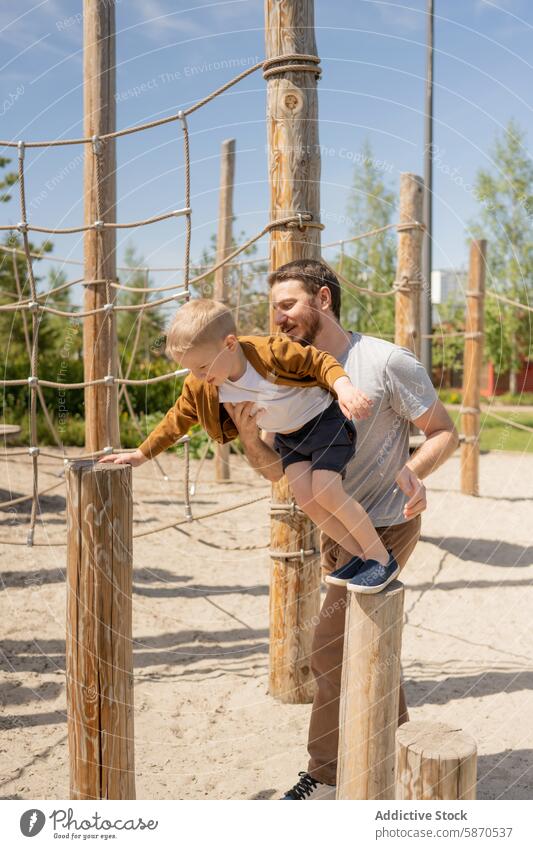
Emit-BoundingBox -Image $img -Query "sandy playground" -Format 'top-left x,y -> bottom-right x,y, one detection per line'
0,446 -> 532,800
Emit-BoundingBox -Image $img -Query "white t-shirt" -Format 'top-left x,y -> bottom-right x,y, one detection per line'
339,332 -> 438,526
218,361 -> 333,433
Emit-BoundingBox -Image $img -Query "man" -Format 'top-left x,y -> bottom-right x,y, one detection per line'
223,259 -> 459,800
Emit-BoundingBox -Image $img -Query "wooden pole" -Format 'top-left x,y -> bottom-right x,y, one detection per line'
66,460 -> 135,800
396,721 -> 477,799
461,240 -> 486,496
421,0 -> 434,377
394,173 -> 425,358
337,581 -> 404,800
265,0 -> 322,704
83,0 -> 119,452
214,138 -> 236,483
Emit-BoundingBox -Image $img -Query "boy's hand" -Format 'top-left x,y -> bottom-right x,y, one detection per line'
97,448 -> 148,467
334,377 -> 373,421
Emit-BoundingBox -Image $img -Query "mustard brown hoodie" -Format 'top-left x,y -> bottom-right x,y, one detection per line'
138,334 -> 348,459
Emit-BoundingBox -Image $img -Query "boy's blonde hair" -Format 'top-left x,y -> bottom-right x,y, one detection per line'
166,298 -> 237,361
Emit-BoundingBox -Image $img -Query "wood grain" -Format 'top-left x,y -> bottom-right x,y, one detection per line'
214,138 -> 236,483
83,0 -> 119,451
337,581 -> 405,799
396,720 -> 477,799
461,240 -> 486,496
265,0 -> 322,704
66,460 -> 135,799
394,173 -> 425,357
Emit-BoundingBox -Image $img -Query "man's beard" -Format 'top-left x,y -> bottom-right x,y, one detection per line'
284,309 -> 320,346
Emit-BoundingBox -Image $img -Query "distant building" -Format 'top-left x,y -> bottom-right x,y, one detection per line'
431,268 -> 467,324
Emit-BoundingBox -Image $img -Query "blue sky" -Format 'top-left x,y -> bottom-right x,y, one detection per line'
1,0 -> 532,284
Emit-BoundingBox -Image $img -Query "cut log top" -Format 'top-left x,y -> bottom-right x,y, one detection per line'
66,459 -> 129,473
0,424 -> 21,437
397,720 -> 477,759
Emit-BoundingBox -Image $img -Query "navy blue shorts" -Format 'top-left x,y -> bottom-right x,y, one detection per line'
273,400 -> 357,479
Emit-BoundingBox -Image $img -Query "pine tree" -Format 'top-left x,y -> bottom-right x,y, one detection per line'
335,139 -> 397,340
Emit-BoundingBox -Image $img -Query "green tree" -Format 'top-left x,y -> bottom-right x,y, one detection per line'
117,244 -> 166,364
0,156 -> 17,203
335,139 -> 397,339
470,119 -> 533,393
431,298 -> 465,388
190,229 -> 269,334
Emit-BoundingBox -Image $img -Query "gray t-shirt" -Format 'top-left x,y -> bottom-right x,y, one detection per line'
340,332 -> 438,527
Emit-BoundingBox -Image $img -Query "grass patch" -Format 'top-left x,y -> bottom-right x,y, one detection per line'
439,388 -> 533,406
449,409 -> 533,453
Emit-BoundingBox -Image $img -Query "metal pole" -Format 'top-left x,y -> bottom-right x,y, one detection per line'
421,0 -> 434,375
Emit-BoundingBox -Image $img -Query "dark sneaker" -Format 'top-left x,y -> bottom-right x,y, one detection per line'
348,550 -> 400,594
325,554 -> 366,586
281,771 -> 336,800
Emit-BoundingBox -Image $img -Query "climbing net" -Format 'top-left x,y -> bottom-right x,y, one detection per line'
0,56 -> 326,546
2,53 -> 531,547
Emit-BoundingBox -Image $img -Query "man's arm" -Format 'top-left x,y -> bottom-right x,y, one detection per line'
395,399 -> 459,519
223,401 -> 283,483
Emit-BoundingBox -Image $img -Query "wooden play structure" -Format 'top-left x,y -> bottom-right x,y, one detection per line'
3,0 -> 533,803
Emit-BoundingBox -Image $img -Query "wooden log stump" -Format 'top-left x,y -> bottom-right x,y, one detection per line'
337,580 -> 405,799
396,720 -> 477,799
66,460 -> 135,799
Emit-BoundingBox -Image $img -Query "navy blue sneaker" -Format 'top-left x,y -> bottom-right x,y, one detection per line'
325,554 -> 366,586
347,550 -> 400,594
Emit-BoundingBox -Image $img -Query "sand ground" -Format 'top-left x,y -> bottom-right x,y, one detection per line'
0,447 -> 532,800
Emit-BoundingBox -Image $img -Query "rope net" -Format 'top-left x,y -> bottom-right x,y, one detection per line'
1,56 -> 529,545
1,57 -> 330,545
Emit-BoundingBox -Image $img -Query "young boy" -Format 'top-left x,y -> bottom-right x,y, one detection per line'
103,299 -> 400,592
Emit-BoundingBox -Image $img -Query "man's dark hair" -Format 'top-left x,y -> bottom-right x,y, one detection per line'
267,259 -> 342,320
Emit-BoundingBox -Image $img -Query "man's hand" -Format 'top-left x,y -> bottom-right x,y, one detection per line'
333,376 -> 373,421
223,401 -> 262,445
98,448 -> 148,467
224,401 -> 283,482
395,465 -> 427,519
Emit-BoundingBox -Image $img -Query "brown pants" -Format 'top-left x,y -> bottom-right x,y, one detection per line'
307,514 -> 422,785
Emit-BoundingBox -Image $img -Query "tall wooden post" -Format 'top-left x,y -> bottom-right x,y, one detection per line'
66,460 -> 135,799
214,138 -> 236,482
337,582 -> 405,800
461,240 -> 486,496
265,0 -> 322,704
394,173 -> 425,358
83,0 -> 119,452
